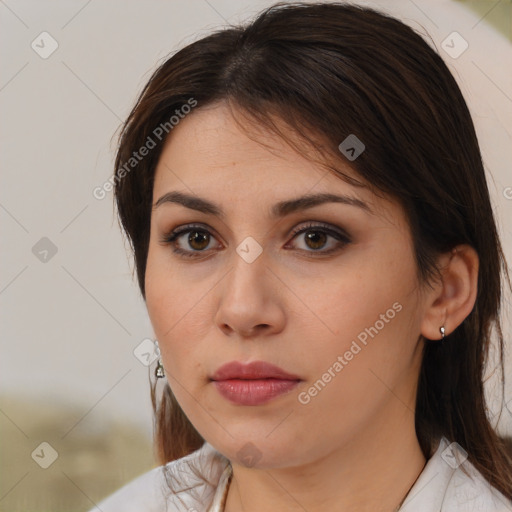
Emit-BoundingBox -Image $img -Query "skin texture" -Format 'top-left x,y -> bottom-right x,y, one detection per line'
145,102 -> 479,512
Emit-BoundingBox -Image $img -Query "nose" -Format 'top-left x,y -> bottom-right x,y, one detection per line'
214,251 -> 286,339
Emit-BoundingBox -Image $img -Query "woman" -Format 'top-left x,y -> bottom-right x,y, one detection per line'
90,2 -> 512,511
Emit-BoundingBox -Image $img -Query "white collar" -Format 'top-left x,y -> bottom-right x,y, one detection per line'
91,436 -> 511,511
206,437 -> 511,512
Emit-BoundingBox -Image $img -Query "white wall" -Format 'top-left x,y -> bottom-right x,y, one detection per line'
1,0 -> 511,447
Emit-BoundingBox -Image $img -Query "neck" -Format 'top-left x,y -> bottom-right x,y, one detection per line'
224,405 -> 427,512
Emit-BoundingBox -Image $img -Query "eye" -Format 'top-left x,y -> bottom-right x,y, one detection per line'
160,224 -> 222,259
285,222 -> 351,255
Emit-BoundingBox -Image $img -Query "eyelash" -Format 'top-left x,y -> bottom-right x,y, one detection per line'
160,222 -> 352,259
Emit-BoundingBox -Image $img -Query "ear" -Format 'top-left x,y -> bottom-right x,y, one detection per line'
420,245 -> 479,341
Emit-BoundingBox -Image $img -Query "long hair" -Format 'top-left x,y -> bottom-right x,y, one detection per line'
113,1 -> 512,497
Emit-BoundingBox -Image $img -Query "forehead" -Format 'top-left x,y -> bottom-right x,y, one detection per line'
157,104 -> 349,183
152,103 -> 394,222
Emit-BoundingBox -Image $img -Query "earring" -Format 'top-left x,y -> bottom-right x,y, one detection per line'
440,326 -> 446,341
154,340 -> 165,379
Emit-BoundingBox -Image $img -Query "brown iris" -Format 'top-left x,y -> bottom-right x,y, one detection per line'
188,230 -> 210,250
304,230 -> 328,250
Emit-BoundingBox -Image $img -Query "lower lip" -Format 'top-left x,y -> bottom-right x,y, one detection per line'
212,379 -> 300,406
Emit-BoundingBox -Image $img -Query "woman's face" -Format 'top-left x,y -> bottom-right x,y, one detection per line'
145,102 -> 429,468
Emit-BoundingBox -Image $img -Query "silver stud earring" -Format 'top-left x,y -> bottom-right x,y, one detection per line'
440,326 -> 446,341
154,340 -> 165,379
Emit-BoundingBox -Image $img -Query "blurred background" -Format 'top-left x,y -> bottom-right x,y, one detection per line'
1,0 -> 511,510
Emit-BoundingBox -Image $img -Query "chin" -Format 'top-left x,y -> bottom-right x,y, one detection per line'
205,432 -> 307,470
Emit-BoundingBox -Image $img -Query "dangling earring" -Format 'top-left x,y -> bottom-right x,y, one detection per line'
440,326 -> 446,341
154,340 -> 165,379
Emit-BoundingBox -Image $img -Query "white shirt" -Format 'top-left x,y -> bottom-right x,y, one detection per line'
88,436 -> 512,512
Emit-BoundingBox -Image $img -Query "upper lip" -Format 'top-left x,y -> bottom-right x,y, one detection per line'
211,361 -> 301,381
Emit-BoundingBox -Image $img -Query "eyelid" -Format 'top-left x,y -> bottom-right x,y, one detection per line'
287,221 -> 351,242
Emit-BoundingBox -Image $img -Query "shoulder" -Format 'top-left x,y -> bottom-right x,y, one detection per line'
87,442 -> 231,512
401,437 -> 512,512
442,449 -> 512,512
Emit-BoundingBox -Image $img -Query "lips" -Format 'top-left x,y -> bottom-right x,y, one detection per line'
210,360 -> 301,381
210,361 -> 302,406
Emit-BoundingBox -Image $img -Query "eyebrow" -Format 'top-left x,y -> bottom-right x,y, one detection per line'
153,190 -> 373,217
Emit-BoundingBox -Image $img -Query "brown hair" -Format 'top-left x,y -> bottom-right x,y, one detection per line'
113,1 -> 512,497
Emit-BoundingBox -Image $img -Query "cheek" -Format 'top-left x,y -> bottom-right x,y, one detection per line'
313,249 -> 415,336
292,301 -> 418,445
300,244 -> 420,382
145,252 -> 212,379
146,244 -> 192,330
